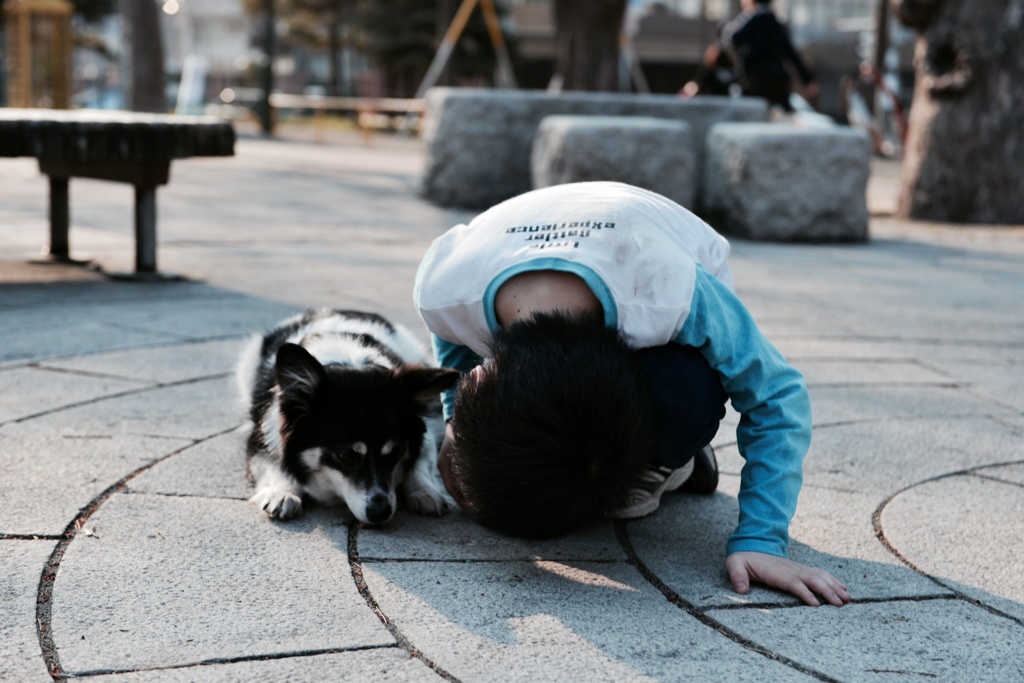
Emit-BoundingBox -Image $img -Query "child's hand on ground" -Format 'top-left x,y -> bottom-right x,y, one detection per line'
725,551 -> 851,607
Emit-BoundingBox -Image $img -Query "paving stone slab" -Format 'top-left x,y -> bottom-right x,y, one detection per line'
362,559 -> 813,682
0,425 -> 192,536
26,375 -> 240,442
0,320 -> 173,367
0,286 -> 297,361
916,358 -> 1024,411
808,385 -> 1011,426
980,462 -> 1024,486
41,339 -> 248,386
42,294 -> 301,344
86,647 -> 435,682
774,337 -> 1021,364
846,313 -> 1024,347
880,474 -> 1024,622
0,279 -> 213,314
796,359 -> 954,386
707,599 -> 1024,682
0,540 -> 55,683
52,495 -> 391,675
802,417 -> 1023,492
0,366 -> 149,425
357,507 -> 625,563
627,475 -> 944,609
996,415 -> 1024,431
125,429 -> 252,501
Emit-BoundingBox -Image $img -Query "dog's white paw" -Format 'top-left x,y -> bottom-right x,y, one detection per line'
405,482 -> 454,517
250,489 -> 304,520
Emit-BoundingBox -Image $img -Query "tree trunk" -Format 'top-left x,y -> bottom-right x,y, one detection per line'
552,0 -> 626,92
893,0 -> 1024,223
121,0 -> 166,112
327,0 -> 342,95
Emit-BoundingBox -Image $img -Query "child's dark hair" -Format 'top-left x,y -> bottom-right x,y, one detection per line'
449,311 -> 658,539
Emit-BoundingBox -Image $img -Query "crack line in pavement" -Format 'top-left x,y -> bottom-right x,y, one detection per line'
862,668 -> 938,678
719,412 -> 1023,443
990,415 -> 1024,433
3,373 -> 232,428
968,472 -> 1024,489
872,459 -> 1024,628
356,556 -> 622,564
957,387 -> 1024,414
35,426 -> 241,682
775,333 -> 1024,349
121,490 -> 250,501
59,643 -> 401,678
808,382 -> 965,389
0,533 -> 63,541
27,364 -> 157,385
704,593 -> 959,611
347,523 -> 460,682
614,523 -> 842,683
0,334 -> 249,376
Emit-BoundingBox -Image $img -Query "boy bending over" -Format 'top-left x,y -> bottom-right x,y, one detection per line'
414,182 -> 849,607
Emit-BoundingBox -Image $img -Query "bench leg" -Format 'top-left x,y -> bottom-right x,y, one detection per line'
48,176 -> 70,260
134,185 -> 158,273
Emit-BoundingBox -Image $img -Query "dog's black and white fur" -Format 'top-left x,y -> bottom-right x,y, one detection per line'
237,309 -> 459,524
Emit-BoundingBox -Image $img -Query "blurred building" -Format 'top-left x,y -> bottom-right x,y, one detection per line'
506,0 -> 913,119
161,0 -> 253,102
60,0 -> 911,122
70,0 -> 253,110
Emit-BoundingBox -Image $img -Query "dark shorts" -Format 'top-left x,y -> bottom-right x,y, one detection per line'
742,72 -> 794,111
635,344 -> 728,469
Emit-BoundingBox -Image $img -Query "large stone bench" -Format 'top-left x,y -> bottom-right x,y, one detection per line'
0,109 -> 235,278
421,88 -> 767,209
531,116 -> 696,208
703,123 -> 871,242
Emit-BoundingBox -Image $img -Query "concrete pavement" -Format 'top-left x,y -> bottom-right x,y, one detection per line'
1,125 -> 1023,682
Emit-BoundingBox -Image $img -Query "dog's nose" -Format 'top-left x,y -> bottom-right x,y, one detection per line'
365,493 -> 393,524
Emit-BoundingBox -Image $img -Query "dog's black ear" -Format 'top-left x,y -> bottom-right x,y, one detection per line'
395,366 -> 461,407
275,343 -> 325,412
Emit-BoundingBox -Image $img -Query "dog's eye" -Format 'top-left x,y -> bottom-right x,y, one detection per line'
330,448 -> 362,467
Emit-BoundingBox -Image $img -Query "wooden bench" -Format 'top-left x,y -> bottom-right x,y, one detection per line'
0,109 -> 235,278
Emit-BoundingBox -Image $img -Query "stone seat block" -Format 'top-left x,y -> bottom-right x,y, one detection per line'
421,87 -> 767,209
703,123 -> 871,242
531,116 -> 696,208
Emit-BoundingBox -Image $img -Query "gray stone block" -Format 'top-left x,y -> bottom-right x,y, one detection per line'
421,87 -> 767,208
704,123 -> 871,241
531,116 -> 696,208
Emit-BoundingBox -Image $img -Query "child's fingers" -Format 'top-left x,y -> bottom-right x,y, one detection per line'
726,560 -> 751,594
804,572 -> 851,607
787,580 -> 821,607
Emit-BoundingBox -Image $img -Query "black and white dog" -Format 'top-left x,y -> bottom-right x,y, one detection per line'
237,309 -> 460,525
